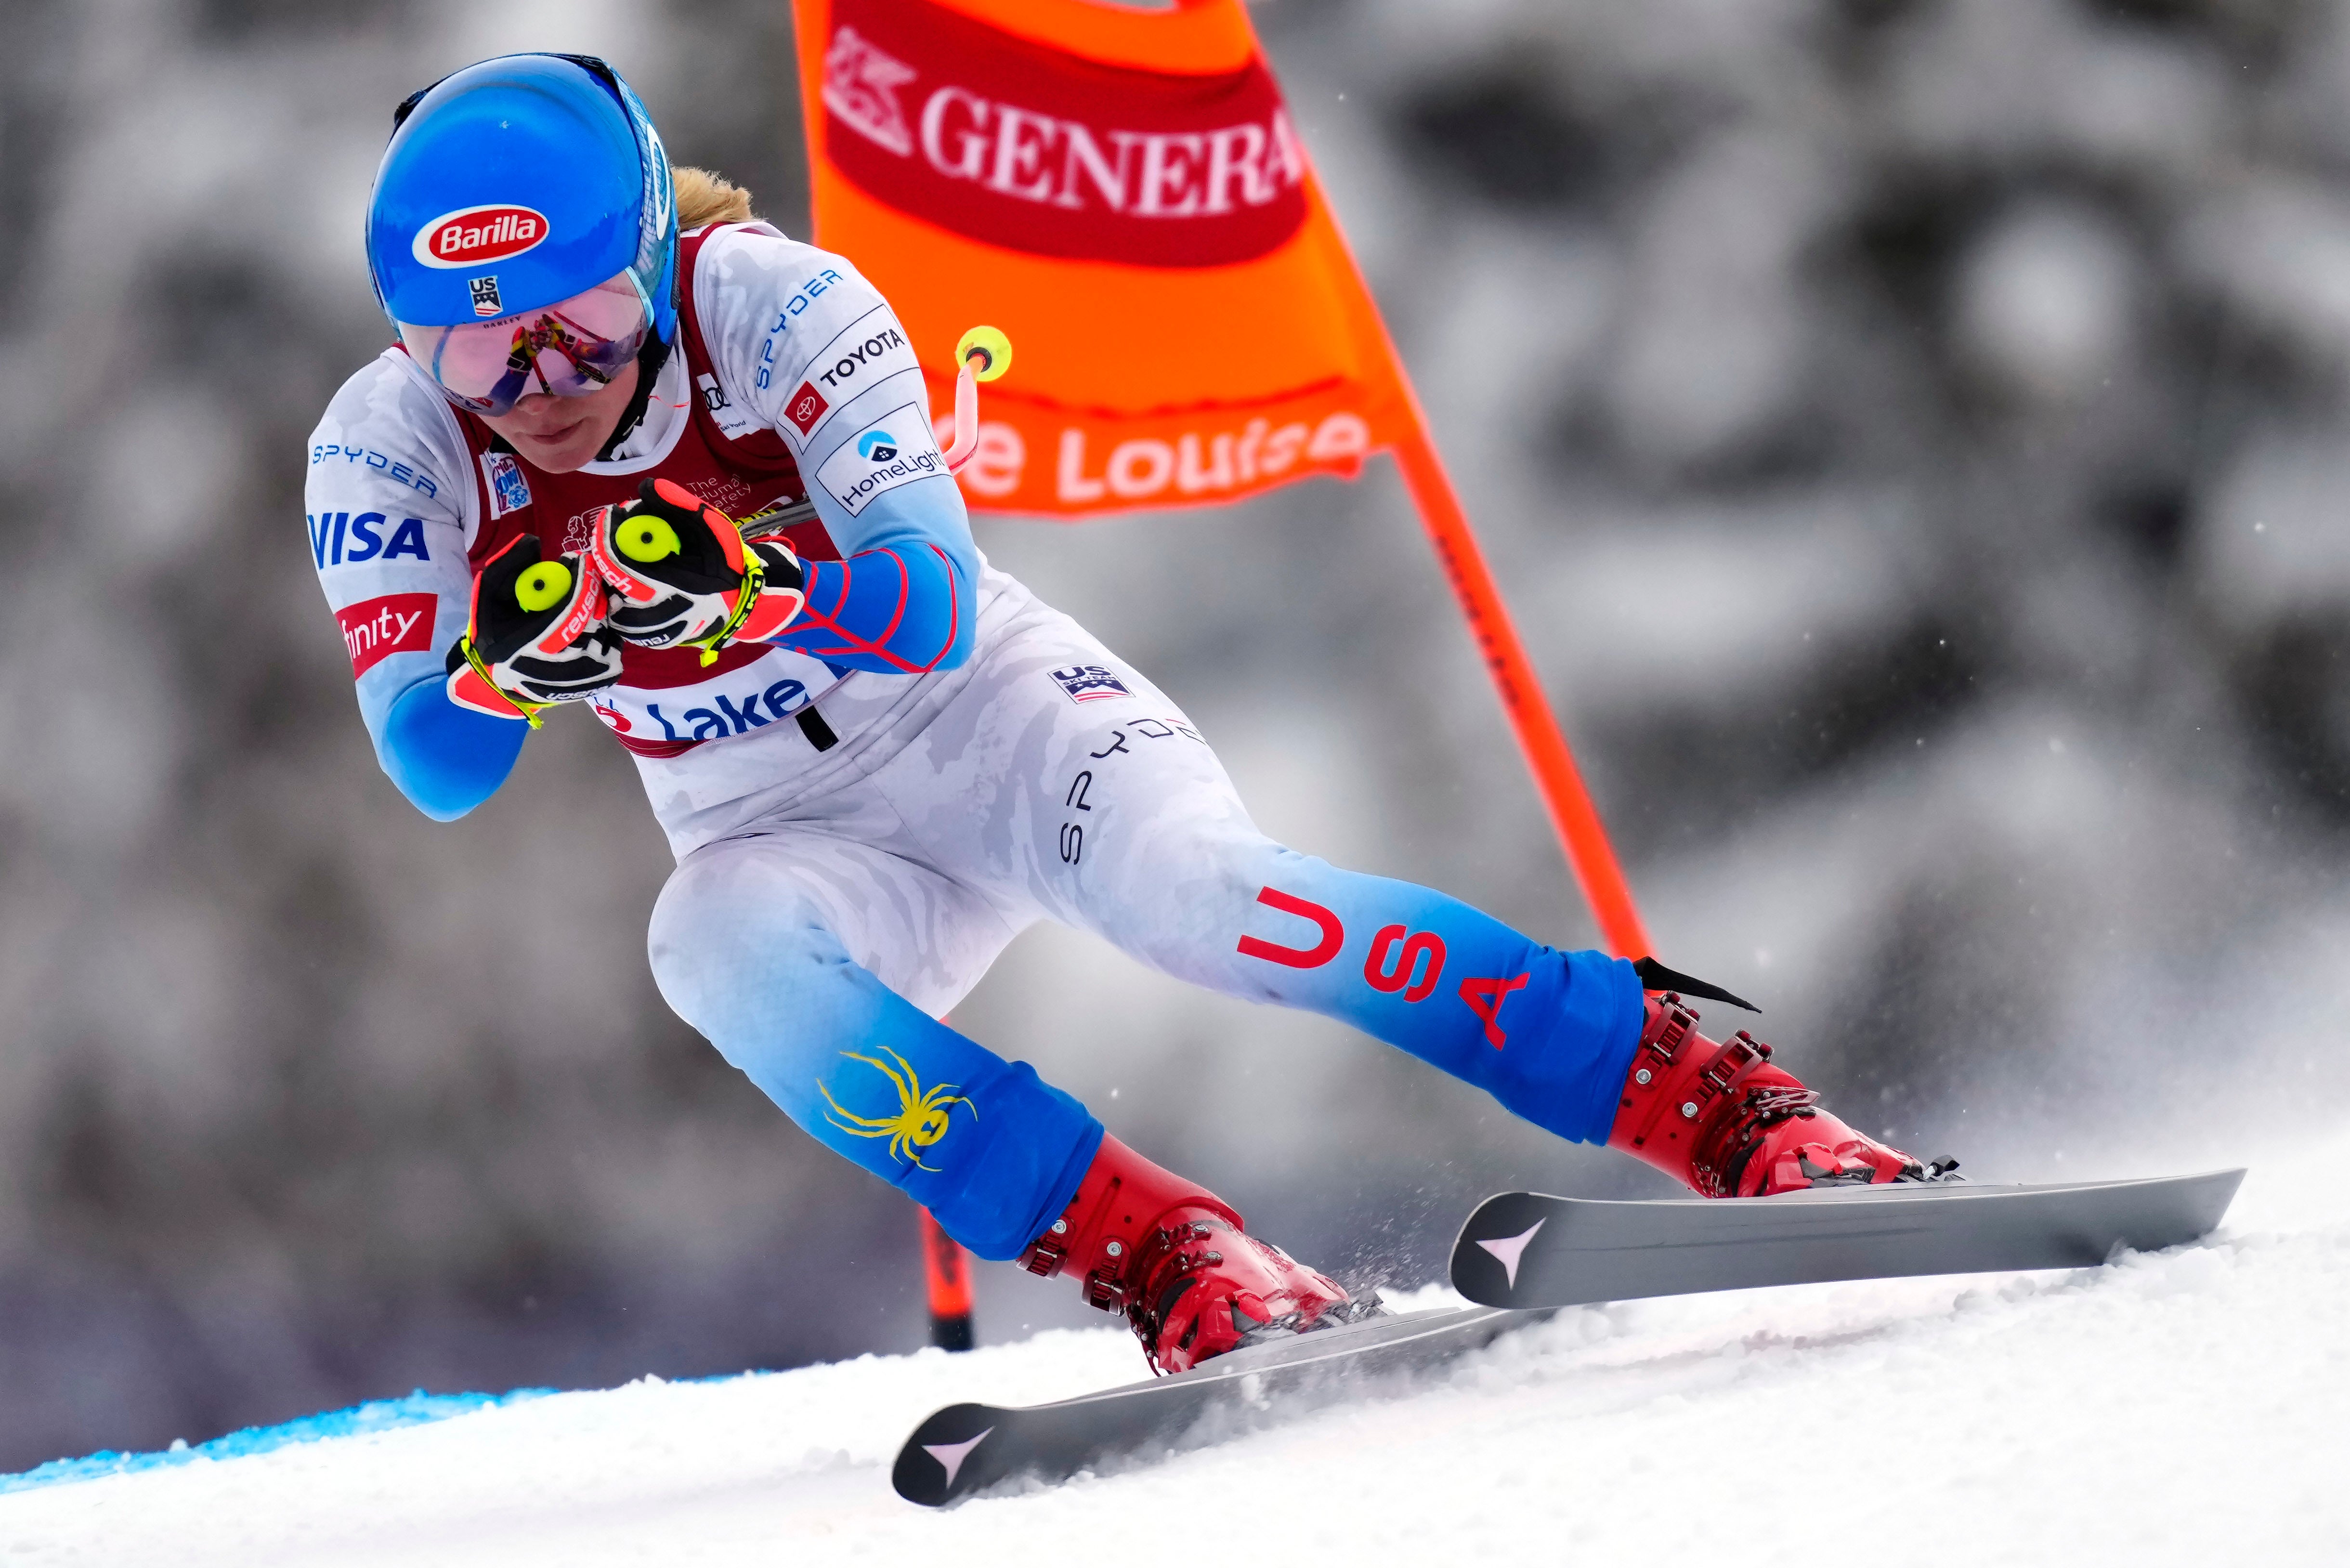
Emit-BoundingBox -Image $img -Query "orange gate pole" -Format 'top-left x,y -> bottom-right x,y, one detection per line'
1383,384 -> 1653,961
918,1206 -> 974,1351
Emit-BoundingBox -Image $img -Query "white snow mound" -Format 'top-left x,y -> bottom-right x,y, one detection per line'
5,1141 -> 2347,1568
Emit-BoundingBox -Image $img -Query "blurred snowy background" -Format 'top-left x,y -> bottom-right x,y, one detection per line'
4,0 -> 2348,1475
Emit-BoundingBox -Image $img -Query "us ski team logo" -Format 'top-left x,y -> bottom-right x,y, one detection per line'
1051,664 -> 1130,703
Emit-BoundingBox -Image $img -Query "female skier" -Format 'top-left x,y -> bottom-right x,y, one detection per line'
309,53 -> 1932,1376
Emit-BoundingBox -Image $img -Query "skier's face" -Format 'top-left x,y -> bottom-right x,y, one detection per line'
479,357 -> 640,473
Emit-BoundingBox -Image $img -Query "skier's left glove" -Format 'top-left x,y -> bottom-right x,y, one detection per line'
444,534 -> 625,726
587,477 -> 806,664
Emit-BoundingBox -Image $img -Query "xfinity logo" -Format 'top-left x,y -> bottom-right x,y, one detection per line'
336,592 -> 436,679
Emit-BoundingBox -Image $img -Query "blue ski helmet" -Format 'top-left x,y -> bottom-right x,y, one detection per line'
366,53 -> 677,350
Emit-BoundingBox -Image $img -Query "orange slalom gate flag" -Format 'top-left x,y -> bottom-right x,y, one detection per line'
791,0 -> 1655,959
792,0 -> 1414,516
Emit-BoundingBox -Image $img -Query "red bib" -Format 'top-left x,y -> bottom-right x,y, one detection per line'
449,226 -> 844,758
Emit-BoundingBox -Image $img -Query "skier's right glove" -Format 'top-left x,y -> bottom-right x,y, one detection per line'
587,477 -> 806,665
444,533 -> 624,727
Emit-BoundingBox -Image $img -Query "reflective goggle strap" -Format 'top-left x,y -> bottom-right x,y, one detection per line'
688,550 -> 767,668
458,633 -> 550,729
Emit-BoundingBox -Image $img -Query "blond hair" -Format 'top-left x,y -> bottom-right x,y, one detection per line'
674,166 -> 755,230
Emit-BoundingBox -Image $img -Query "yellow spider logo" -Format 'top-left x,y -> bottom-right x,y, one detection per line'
817,1046 -> 976,1170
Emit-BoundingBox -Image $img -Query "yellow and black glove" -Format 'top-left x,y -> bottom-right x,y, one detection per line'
444,533 -> 624,725
588,478 -> 806,665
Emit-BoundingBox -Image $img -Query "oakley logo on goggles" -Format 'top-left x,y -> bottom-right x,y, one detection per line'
397,273 -> 649,417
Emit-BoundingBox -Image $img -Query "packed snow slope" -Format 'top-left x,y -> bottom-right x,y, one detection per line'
6,1138 -> 2345,1568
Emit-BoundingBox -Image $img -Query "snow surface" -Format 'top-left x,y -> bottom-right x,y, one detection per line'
5,1138 -> 2346,1568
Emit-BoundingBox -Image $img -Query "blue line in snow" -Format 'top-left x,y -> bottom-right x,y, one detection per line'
0,1386 -> 557,1495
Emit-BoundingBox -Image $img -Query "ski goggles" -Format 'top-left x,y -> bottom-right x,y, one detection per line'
396,273 -> 651,417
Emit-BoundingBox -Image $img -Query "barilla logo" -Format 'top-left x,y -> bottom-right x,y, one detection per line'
412,205 -> 550,269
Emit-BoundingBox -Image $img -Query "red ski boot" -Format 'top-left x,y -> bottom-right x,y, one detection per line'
1017,1135 -> 1374,1374
1609,992 -> 1946,1197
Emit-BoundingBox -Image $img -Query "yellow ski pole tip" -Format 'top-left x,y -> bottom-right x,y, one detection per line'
955,325 -> 1012,382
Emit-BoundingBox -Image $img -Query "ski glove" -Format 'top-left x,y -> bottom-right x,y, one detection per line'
445,533 -> 624,725
587,477 -> 805,665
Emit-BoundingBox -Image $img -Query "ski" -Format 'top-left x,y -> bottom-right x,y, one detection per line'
1449,1167 -> 2246,1311
891,1304 -> 1541,1505
894,1170 -> 2244,1503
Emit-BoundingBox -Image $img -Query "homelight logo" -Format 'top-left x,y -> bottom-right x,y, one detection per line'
818,403 -> 941,517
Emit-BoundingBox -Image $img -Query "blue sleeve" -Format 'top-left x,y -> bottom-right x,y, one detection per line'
369,673 -> 527,822
767,473 -> 978,675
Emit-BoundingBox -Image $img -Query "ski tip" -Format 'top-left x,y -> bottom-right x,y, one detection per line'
2180,1166 -> 2249,1229
892,1402 -> 1008,1507
1449,1191 -> 1563,1308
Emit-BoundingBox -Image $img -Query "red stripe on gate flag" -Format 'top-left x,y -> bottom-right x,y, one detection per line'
822,0 -> 1308,267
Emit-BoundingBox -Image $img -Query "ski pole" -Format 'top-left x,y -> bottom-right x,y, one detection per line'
919,1206 -> 974,1351
940,326 -> 1011,472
